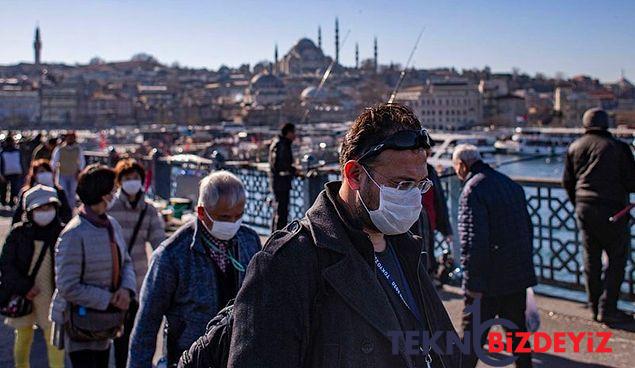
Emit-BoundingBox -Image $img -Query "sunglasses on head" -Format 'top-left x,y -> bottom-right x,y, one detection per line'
357,129 -> 431,163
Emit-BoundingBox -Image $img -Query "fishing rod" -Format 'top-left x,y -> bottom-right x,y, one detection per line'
301,29 -> 352,124
387,26 -> 425,104
609,203 -> 634,223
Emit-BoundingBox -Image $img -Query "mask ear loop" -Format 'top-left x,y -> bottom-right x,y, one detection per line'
357,164 -> 381,215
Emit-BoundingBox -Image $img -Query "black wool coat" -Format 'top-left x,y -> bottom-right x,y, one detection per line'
229,181 -> 462,368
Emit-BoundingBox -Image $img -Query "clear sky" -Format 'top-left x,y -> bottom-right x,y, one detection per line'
2,0 -> 634,82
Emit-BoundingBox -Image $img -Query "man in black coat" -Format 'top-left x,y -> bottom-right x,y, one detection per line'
563,108 -> 635,324
453,144 -> 536,368
268,123 -> 297,231
229,104 -> 462,368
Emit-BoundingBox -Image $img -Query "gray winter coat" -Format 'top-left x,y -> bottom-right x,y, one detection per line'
50,214 -> 137,352
108,190 -> 166,294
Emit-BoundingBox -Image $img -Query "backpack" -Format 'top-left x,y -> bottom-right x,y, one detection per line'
177,220 -> 327,368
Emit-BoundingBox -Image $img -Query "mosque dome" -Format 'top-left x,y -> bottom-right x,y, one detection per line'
250,73 -> 284,90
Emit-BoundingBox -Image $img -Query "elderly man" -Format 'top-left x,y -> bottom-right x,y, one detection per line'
453,144 -> 536,368
128,171 -> 261,368
563,108 -> 635,324
229,104 -> 462,368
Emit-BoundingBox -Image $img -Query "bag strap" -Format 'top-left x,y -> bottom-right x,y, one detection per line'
128,205 -> 148,253
28,242 -> 50,281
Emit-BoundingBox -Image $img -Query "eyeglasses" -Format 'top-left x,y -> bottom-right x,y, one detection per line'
357,129 -> 432,163
365,166 -> 434,193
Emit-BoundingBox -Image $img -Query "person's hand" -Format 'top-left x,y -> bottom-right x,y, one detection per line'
110,289 -> 131,310
445,235 -> 453,244
25,286 -> 40,300
465,290 -> 483,299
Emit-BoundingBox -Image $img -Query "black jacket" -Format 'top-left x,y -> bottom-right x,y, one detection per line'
0,220 -> 65,305
562,130 -> 635,209
228,181 -> 462,368
458,161 -> 537,296
268,135 -> 294,192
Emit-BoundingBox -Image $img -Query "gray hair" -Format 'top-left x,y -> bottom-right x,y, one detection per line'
452,144 -> 482,166
197,171 -> 246,209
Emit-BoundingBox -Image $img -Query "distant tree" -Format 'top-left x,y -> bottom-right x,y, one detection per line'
89,57 -> 106,65
131,53 -> 158,63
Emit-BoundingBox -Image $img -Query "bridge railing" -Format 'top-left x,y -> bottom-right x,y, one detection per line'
223,163 -> 635,301
92,152 -> 633,302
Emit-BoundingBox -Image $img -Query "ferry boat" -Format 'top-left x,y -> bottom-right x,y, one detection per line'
495,127 -> 635,156
427,132 -> 498,169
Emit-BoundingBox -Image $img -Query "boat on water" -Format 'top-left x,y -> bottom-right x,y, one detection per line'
495,127 -> 635,156
427,132 -> 498,169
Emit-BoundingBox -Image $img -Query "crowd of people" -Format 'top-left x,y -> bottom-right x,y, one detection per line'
0,103 -> 632,368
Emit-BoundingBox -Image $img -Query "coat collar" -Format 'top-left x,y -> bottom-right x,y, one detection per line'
304,181 -> 418,366
465,160 -> 489,183
115,189 -> 146,210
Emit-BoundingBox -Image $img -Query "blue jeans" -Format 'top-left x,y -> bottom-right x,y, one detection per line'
58,174 -> 77,208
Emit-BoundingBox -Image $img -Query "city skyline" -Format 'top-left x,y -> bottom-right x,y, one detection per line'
1,0 -> 634,82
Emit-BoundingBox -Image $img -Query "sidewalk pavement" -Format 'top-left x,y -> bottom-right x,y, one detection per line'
0,217 -> 633,367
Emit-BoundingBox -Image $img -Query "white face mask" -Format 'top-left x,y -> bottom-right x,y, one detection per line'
121,179 -> 142,195
105,196 -> 116,210
36,172 -> 55,187
358,166 -> 423,235
203,209 -> 242,240
33,209 -> 56,227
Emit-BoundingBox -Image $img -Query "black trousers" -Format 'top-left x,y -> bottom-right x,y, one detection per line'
576,203 -> 630,316
114,300 -> 139,368
69,348 -> 110,368
272,189 -> 290,231
462,290 -> 532,368
0,178 -> 6,205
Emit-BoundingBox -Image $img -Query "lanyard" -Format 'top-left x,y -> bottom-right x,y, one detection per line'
374,254 -> 412,313
375,253 -> 434,367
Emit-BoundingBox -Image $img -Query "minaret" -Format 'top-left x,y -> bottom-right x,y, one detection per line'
34,26 -> 42,66
335,18 -> 339,64
355,42 -> 359,69
373,36 -> 378,73
274,44 -> 279,74
318,26 -> 322,49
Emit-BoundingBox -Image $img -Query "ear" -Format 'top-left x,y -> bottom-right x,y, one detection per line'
343,160 -> 363,191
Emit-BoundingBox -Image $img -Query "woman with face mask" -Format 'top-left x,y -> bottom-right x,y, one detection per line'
0,185 -> 66,368
50,164 -> 137,368
12,159 -> 72,225
108,159 -> 166,368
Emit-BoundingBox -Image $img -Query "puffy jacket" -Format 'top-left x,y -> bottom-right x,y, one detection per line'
108,190 -> 166,294
458,161 -> 537,296
562,130 -> 635,208
51,214 -> 137,353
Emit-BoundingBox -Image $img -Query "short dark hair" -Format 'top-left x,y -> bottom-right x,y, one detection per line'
339,103 -> 422,168
114,158 -> 145,185
76,164 -> 116,206
281,123 -> 295,136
